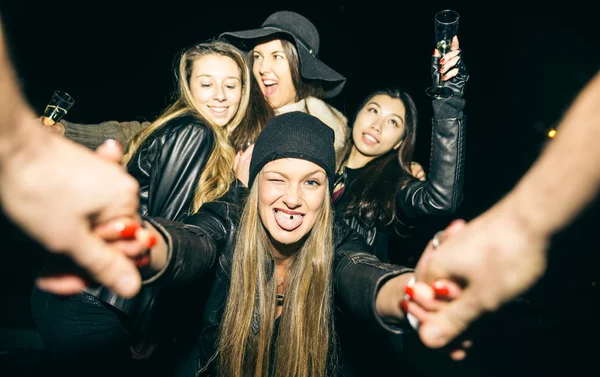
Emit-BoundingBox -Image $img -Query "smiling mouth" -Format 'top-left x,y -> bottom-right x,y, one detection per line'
209,106 -> 228,114
363,133 -> 378,144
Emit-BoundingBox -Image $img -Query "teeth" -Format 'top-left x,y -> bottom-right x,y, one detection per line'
210,107 -> 227,113
275,209 -> 302,220
263,80 -> 277,86
364,134 -> 377,143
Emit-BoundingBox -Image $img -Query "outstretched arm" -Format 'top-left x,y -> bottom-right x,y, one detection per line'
415,69 -> 600,349
0,17 -> 143,298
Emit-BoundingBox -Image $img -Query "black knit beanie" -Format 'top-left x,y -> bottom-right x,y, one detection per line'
248,111 -> 336,192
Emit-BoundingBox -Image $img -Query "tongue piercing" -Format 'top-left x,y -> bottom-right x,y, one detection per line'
290,215 -> 294,220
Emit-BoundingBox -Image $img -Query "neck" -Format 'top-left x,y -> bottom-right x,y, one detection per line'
346,146 -> 374,169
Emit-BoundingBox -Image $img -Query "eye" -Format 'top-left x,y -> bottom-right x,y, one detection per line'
388,119 -> 398,127
200,83 -> 212,88
305,179 -> 321,186
226,84 -> 238,90
274,54 -> 285,60
252,53 -> 261,60
368,107 -> 378,115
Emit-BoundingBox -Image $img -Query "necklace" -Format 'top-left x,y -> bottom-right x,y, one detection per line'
276,275 -> 286,306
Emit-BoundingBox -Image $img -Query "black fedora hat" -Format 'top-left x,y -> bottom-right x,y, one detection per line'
219,10 -> 346,99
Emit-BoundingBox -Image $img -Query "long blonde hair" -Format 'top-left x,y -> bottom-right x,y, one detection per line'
218,178 -> 335,377
123,41 -> 252,212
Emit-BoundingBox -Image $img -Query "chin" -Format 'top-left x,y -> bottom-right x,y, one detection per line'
269,227 -> 308,247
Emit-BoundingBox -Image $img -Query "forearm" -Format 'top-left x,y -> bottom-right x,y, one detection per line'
504,71 -> 600,238
0,19 -> 44,165
142,216 -> 220,285
62,119 -> 148,150
334,244 -> 412,333
398,97 -> 466,217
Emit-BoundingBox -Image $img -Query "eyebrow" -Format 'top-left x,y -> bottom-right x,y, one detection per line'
263,169 -> 326,180
196,74 -> 240,81
366,101 -> 405,124
252,50 -> 285,55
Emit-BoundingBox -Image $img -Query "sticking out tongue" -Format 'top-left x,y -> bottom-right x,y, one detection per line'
274,209 -> 303,231
264,84 -> 277,97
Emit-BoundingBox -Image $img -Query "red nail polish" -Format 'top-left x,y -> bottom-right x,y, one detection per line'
433,48 -> 437,56
134,255 -> 150,268
440,58 -> 445,64
433,281 -> 450,297
147,234 -> 157,248
119,224 -> 140,238
404,285 -> 414,299
400,300 -> 409,313
441,75 -> 448,81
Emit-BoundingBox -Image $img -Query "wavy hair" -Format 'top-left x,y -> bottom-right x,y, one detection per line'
123,41 -> 253,212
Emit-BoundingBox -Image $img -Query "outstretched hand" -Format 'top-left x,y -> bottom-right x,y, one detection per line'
18,137 -> 147,298
413,209 -> 548,351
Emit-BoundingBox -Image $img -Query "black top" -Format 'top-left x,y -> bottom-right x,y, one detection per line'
332,96 -> 467,263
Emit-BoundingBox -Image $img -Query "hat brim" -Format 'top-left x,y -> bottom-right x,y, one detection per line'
219,27 -> 346,99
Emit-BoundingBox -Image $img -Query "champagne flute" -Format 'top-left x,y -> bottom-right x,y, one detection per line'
41,90 -> 75,127
425,9 -> 460,99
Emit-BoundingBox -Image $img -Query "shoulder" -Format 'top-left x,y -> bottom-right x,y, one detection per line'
165,115 -> 212,135
305,97 -> 348,127
151,115 -> 215,144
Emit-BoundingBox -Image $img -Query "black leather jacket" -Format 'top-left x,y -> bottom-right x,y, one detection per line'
334,96 -> 466,262
84,114 -> 215,315
144,181 -> 412,376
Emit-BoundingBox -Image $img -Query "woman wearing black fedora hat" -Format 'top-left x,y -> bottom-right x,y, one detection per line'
219,10 -> 349,167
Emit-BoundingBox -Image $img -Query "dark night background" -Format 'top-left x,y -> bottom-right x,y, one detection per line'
0,1 -> 599,376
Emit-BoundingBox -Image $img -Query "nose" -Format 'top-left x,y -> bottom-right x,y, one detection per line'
282,185 -> 301,209
214,85 -> 226,101
370,120 -> 382,133
257,58 -> 271,75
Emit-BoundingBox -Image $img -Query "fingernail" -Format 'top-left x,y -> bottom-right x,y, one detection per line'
147,234 -> 157,248
433,48 -> 437,55
118,223 -> 140,238
432,281 -> 450,296
404,285 -> 414,300
104,139 -> 121,148
449,219 -> 463,227
400,300 -> 409,312
442,75 -> 448,81
134,255 -> 150,268
440,58 -> 445,64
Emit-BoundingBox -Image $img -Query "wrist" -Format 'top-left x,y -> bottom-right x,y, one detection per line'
0,110 -> 48,174
500,182 -> 556,242
376,272 -> 413,322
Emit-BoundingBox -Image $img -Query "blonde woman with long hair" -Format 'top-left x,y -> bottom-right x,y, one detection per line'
99,112 -> 461,377
31,40 -> 273,377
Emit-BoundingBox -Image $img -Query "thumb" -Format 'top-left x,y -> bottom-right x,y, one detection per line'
418,290 -> 482,349
95,139 -> 124,164
67,230 -> 142,298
